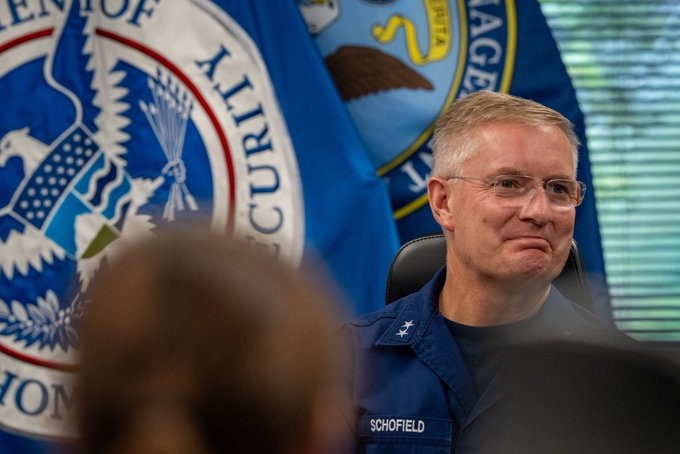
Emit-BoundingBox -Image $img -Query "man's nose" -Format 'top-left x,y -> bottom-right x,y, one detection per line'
518,184 -> 553,223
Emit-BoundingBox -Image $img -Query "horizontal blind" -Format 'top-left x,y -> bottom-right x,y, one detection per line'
539,0 -> 680,342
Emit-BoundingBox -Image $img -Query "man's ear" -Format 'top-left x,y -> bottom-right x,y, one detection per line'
428,177 -> 455,231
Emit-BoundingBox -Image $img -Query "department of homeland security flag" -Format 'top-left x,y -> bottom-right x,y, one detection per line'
0,0 -> 398,449
302,0 -> 612,318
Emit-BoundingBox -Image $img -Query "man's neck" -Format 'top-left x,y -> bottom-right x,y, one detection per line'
438,270 -> 550,327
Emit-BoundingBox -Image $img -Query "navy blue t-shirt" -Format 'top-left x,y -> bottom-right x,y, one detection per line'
445,316 -> 539,397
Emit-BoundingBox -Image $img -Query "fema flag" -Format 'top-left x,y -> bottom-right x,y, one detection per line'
302,0 -> 612,318
0,0 -> 398,450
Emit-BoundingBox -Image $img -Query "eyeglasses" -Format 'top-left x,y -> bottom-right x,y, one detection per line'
446,174 -> 586,207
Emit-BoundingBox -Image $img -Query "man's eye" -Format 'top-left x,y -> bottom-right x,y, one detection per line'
495,177 -> 522,189
548,181 -> 571,195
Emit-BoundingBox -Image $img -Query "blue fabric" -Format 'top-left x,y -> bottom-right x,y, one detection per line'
343,268 -> 629,452
217,0 -> 399,313
0,432 -> 65,454
306,0 -> 612,319
0,0 -> 398,450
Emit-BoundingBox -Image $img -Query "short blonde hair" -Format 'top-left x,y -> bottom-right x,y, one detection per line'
431,91 -> 580,176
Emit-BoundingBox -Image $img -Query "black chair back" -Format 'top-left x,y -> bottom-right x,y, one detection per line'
385,233 -> 594,312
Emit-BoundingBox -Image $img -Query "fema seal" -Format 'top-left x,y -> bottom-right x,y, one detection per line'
0,0 -> 303,440
301,0 -> 516,220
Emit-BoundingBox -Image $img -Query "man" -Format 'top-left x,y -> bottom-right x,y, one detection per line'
343,91 -> 632,452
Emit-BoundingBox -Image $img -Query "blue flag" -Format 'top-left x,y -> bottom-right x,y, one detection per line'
302,0 -> 611,318
0,0 -> 398,449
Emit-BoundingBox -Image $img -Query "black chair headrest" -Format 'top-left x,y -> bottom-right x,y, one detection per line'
385,233 -> 594,312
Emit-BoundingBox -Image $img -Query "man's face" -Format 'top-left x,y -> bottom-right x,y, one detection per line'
447,122 -> 576,284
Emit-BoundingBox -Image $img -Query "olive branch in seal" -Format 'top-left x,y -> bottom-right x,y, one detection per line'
0,290 -> 81,351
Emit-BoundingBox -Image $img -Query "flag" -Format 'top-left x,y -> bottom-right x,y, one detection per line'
0,0 -> 398,449
302,0 -> 612,318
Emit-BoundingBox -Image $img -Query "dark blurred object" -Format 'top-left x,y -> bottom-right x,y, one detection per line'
492,340 -> 680,454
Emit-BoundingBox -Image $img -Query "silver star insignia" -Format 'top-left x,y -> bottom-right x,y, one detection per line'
402,320 -> 415,329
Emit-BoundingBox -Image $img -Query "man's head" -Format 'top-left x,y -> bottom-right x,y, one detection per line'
428,91 -> 582,294
77,226 -> 348,454
431,90 -> 580,177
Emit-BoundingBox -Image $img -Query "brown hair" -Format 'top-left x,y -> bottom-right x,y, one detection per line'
431,91 -> 580,177
77,225 -> 346,454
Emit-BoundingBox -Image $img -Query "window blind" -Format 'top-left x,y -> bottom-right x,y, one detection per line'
539,0 -> 680,342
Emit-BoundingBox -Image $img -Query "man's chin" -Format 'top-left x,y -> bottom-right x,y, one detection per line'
506,251 -> 556,279
505,237 -> 551,252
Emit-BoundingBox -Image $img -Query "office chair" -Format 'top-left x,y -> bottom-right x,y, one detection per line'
385,233 -> 595,312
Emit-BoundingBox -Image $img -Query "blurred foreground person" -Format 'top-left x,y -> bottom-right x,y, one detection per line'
77,226 -> 350,454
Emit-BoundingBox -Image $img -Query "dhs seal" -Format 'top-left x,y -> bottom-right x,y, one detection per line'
0,0 -> 303,440
302,0 -> 515,220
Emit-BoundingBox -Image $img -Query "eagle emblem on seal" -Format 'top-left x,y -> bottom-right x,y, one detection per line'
0,2 -> 200,354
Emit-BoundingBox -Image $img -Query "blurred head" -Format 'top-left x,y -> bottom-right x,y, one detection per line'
77,226 -> 348,454
428,91 -> 580,289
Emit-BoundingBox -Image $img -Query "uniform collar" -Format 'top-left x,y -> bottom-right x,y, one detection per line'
375,267 -> 479,413
375,269 -> 578,346
372,269 -> 595,419
375,266 -> 445,347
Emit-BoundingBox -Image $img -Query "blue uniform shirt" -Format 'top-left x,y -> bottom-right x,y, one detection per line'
343,267 -> 630,453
